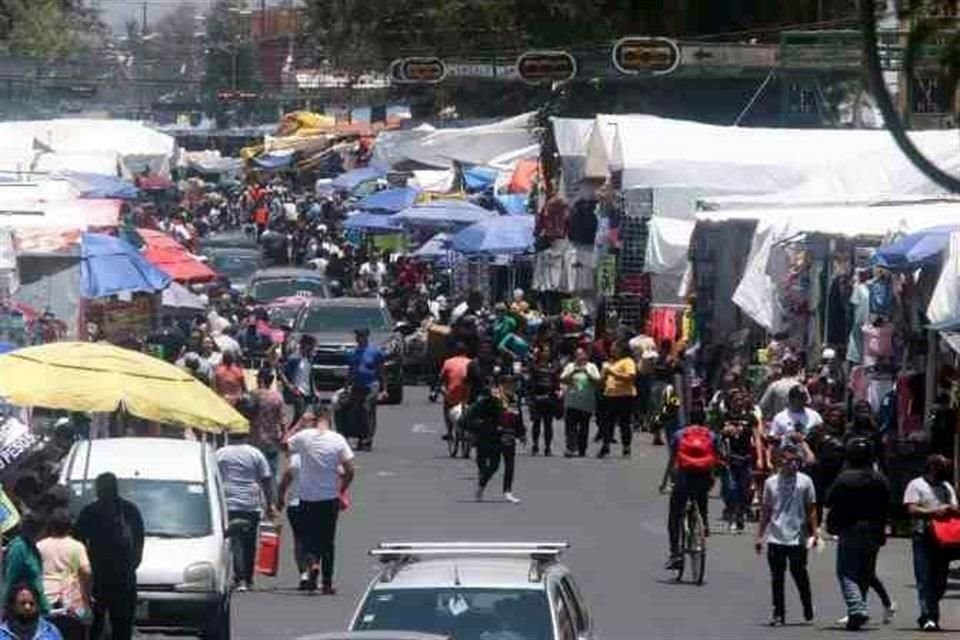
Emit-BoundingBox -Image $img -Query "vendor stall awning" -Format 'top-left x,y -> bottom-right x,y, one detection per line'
143,246 -> 218,283
81,232 -> 171,299
875,224 -> 960,270
0,342 -> 247,433
928,231 -> 959,331
53,171 -> 138,200
342,211 -> 403,233
332,166 -> 385,191
452,214 -> 534,255
355,186 -> 420,213
394,199 -> 495,230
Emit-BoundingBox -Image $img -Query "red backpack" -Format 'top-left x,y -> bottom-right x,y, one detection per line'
676,425 -> 717,472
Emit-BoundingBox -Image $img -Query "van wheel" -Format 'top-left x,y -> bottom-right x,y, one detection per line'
204,597 -> 231,640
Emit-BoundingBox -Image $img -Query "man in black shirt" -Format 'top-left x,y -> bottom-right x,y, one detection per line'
825,438 -> 890,630
75,472 -> 145,640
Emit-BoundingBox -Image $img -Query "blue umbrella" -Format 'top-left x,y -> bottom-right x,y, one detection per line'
332,166 -> 385,191
463,165 -> 498,192
413,233 -> 453,259
394,200 -> 496,231
356,186 -> 420,213
81,233 -> 172,298
342,211 -> 403,233
452,214 -> 535,255
874,224 -> 960,269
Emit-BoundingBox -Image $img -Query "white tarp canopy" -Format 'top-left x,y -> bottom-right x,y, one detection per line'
372,114 -> 536,169
32,151 -> 121,177
928,231 -> 960,330
551,117 -> 594,158
0,119 -> 176,179
610,116 -> 959,193
699,132 -> 960,210
583,114 -> 656,179
731,201 -> 959,332
645,217 -> 696,275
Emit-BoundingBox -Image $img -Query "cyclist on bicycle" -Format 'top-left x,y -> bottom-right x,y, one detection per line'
665,408 -> 720,570
439,341 -> 472,442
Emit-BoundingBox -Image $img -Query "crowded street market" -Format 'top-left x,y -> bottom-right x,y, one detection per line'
1,4 -> 959,640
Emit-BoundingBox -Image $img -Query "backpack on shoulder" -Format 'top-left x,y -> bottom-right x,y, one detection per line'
676,425 -> 717,472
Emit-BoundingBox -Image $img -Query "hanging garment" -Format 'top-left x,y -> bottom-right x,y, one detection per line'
848,365 -> 869,404
646,307 -> 679,345
868,276 -> 894,318
568,199 -> 599,246
861,323 -> 894,366
846,283 -> 870,364
867,376 -> 895,414
533,240 -> 567,291
825,275 -> 852,346
565,244 -> 597,293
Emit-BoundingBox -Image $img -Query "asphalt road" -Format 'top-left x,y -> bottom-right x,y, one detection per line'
226,386 -> 958,640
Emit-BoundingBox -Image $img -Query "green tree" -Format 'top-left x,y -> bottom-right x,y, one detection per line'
0,0 -> 102,58
202,1 -> 261,120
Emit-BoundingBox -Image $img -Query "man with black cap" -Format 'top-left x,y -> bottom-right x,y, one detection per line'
348,327 -> 385,451
825,438 -> 891,630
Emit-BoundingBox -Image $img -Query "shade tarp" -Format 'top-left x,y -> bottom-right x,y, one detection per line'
143,246 -> 218,283
645,217 -> 697,275
551,117 -> 595,158
81,233 -> 171,298
452,214 -> 534,255
342,211 -> 403,233
732,202 -> 958,332
35,152 -> 121,178
609,115 -> 960,194
162,280 -> 205,310
332,166 -> 385,191
874,224 -> 960,270
53,171 -> 138,200
928,231 -> 960,331
252,151 -> 294,169
507,158 -> 539,194
355,186 -> 420,213
394,199 -> 496,230
0,342 -> 247,433
412,232 -> 453,259
463,165 -> 499,192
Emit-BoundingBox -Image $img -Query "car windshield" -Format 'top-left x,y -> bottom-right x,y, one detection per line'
70,479 -> 212,538
250,278 -> 326,302
203,252 -> 260,280
355,588 -> 552,640
267,305 -> 302,327
297,305 -> 390,333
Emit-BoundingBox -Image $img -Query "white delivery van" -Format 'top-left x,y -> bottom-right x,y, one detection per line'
60,437 -> 233,640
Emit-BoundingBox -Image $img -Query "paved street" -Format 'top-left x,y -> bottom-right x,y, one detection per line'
228,387 -> 958,640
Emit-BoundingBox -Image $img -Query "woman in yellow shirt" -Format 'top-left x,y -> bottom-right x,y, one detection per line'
600,340 -> 637,458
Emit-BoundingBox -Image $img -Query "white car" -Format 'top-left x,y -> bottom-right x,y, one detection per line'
60,438 -> 233,640
349,542 -> 594,640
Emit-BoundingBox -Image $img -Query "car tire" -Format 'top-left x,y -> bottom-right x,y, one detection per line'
203,597 -> 231,640
381,384 -> 403,405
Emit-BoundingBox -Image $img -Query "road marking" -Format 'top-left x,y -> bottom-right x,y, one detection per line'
376,471 -> 398,477
412,423 -> 439,434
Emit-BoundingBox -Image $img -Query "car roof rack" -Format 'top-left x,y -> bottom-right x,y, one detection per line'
371,542 -> 570,584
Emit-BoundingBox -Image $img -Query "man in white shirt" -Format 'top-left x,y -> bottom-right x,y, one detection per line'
769,385 -> 823,444
284,407 -> 355,594
216,431 -> 274,591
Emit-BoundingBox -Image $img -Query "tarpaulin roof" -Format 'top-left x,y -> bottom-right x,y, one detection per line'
136,227 -> 184,251
355,186 -> 420,213
452,214 -> 534,255
875,224 -> 960,270
162,280 -> 205,310
928,231 -> 959,331
609,115 -> 960,194
143,246 -> 218,283
394,199 -> 496,230
0,342 -> 247,433
252,151 -> 295,169
550,117 -> 595,158
495,194 -> 529,216
507,158 -> 539,194
53,171 -> 139,200
34,151 -> 121,177
412,232 -> 453,259
342,211 -> 403,233
332,166 -> 385,191
731,202 -> 958,333
81,232 -> 171,298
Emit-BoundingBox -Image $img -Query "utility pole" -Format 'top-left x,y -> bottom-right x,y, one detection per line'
141,0 -> 148,34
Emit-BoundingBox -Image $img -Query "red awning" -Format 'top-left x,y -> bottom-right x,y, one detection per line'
508,158 -> 539,194
142,246 -> 218,283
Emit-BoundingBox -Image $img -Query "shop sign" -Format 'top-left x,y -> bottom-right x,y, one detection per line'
390,57 -> 447,84
612,36 -> 681,76
0,417 -> 40,479
516,51 -> 577,84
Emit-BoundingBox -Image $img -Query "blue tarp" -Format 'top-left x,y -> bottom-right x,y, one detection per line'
253,152 -> 294,169
394,199 -> 495,230
54,171 -> 139,200
356,186 -> 420,213
874,224 -> 960,270
463,166 -> 498,192
452,214 -> 534,255
81,233 -> 172,298
332,166 -> 385,191
342,211 -> 403,233
413,233 -> 453,260
495,194 -> 529,216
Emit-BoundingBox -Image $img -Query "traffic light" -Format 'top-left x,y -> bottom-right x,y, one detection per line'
516,51 -> 577,84
611,37 -> 681,76
389,57 -> 447,84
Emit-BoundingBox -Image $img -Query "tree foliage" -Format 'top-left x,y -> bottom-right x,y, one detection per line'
0,0 -> 103,58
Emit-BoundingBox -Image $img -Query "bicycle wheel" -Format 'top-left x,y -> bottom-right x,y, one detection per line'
447,425 -> 459,457
685,503 -> 706,586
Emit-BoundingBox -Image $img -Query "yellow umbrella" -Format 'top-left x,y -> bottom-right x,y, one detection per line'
0,342 -> 248,433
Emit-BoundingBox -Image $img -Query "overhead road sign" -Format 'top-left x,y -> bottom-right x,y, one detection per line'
389,57 -> 447,84
612,36 -> 682,76
516,50 -> 577,84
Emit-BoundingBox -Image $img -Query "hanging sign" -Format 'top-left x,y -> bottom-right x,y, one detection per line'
612,37 -> 681,76
516,51 -> 577,84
